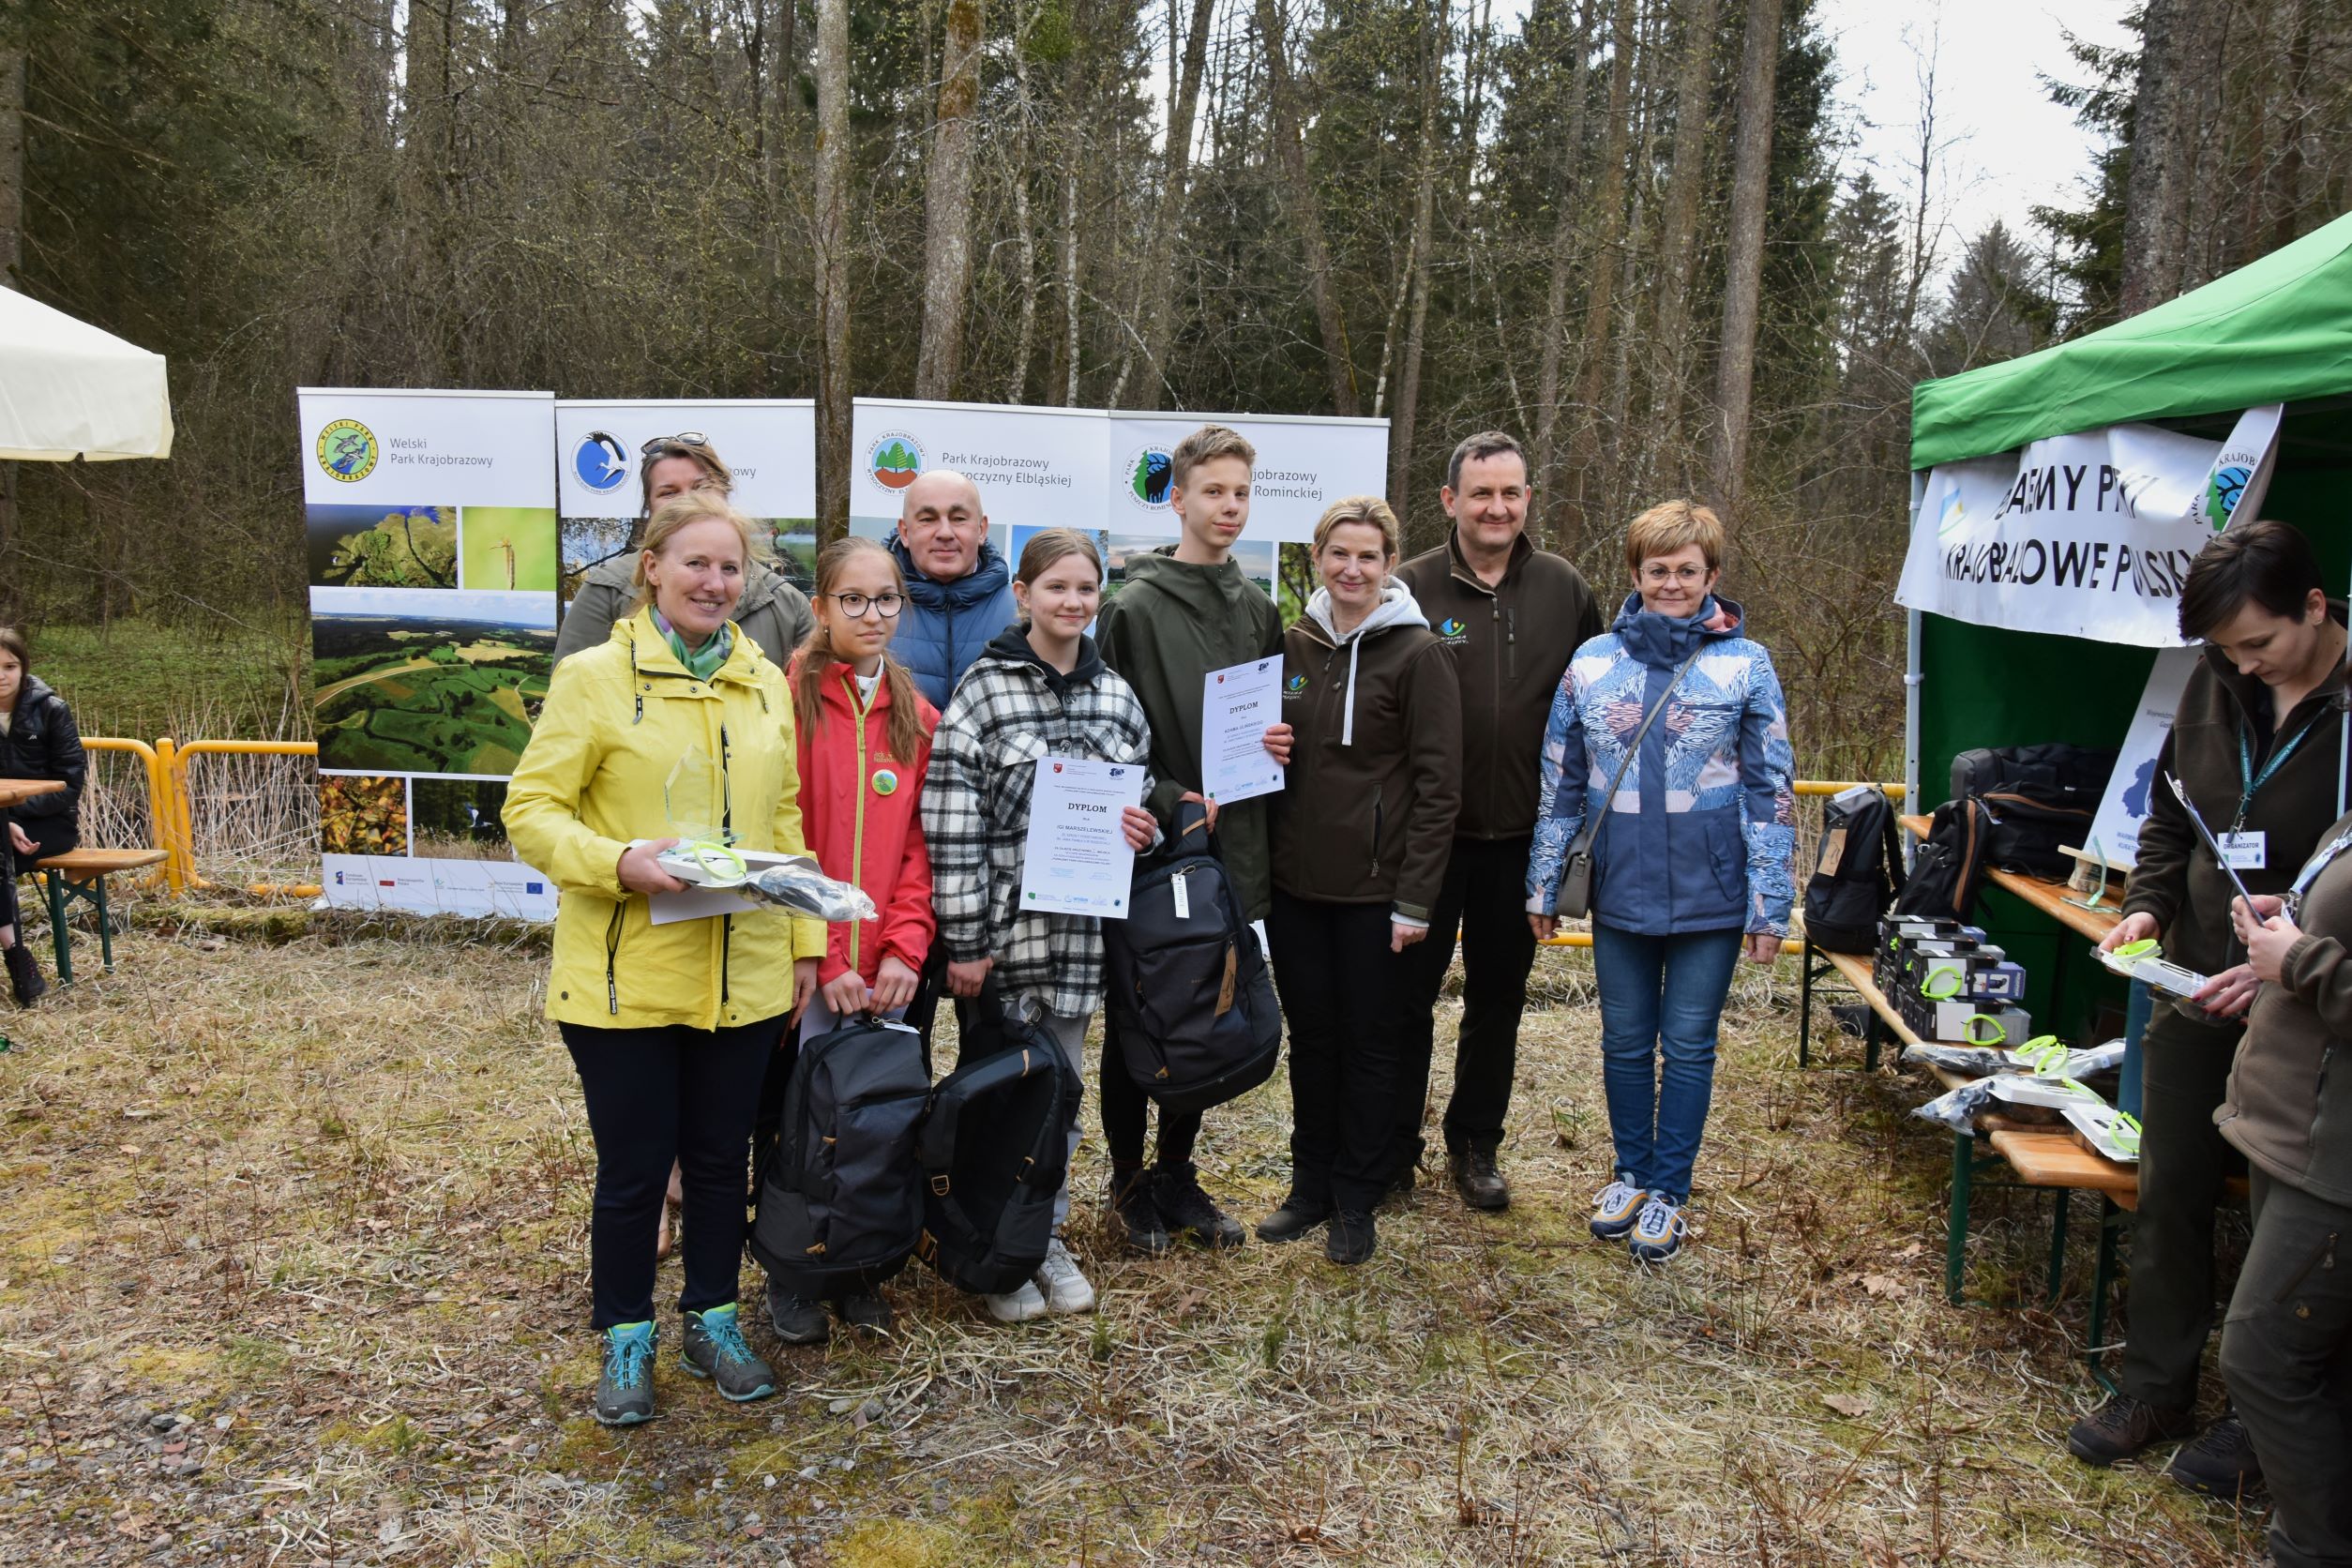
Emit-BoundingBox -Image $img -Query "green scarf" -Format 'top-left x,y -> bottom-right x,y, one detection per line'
653,610 -> 732,681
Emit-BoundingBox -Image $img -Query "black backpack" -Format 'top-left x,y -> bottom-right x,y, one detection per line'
1891,796 -> 1993,924
1950,746 -> 2115,878
912,1007 -> 1079,1297
1802,786 -> 1906,954
748,1016 -> 931,1298
1102,805 -> 1283,1115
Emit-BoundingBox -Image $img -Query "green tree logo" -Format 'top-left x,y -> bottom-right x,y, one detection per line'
867,431 -> 925,491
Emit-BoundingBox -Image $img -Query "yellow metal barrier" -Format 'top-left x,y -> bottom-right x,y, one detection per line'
160,738 -> 321,896
67,747 -> 1904,916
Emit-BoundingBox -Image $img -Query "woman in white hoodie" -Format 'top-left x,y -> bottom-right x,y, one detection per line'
1260,497 -> 1464,1263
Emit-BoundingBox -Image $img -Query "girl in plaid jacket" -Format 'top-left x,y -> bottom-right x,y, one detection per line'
919,528 -> 1157,1322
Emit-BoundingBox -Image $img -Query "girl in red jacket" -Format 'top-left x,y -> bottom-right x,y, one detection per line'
764,535 -> 940,1345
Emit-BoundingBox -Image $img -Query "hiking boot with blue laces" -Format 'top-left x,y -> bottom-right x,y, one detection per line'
1627,1191 -> 1689,1263
593,1320 -> 656,1426
681,1304 -> 777,1402
1590,1176 -> 1646,1240
1152,1162 -> 1246,1249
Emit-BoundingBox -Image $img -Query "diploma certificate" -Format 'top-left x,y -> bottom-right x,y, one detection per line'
1019,755 -> 1147,918
1200,656 -> 1286,805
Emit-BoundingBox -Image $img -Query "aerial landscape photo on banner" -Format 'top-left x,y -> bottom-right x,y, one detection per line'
297,387 -> 560,918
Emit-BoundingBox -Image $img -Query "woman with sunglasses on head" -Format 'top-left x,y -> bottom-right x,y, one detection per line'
761,537 -> 941,1346
555,435 -> 816,671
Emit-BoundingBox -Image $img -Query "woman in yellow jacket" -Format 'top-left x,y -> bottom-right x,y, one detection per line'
507,490 -> 826,1426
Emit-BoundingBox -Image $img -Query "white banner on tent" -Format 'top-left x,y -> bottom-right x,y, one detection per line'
298,387 -> 560,919
555,400 -> 818,609
1896,404 -> 2284,646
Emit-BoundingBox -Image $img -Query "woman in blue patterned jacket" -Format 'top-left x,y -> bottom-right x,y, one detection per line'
1526,500 -> 1795,1263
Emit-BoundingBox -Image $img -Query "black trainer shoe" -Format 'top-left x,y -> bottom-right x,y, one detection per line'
765,1283 -> 831,1346
1255,1191 -> 1333,1244
837,1291 -> 894,1337
593,1320 -> 656,1426
2066,1393 -> 2195,1466
1449,1148 -> 1510,1211
2166,1412 -> 2264,1500
1378,1164 -> 1418,1213
1152,1162 -> 1246,1249
681,1304 -> 776,1402
1325,1211 -> 1376,1265
1108,1168 -> 1172,1258
5,942 -> 46,1008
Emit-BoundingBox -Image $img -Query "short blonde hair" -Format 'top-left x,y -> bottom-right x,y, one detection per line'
1623,499 -> 1725,573
630,491 -> 766,613
1170,424 -> 1257,488
1311,495 -> 1401,560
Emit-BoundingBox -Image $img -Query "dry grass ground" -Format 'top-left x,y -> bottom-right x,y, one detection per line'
0,912 -> 2274,1567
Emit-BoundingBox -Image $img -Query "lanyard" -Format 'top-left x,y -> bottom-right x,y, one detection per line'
2288,823 -> 2352,911
2234,719 -> 2314,831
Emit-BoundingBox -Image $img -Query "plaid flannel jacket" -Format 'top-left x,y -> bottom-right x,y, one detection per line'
919,648 -> 1154,1019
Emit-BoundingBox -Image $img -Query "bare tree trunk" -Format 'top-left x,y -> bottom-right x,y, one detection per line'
914,0 -> 984,399
2269,0 -> 2313,253
2118,0 -> 2189,316
1560,0 -> 1636,550
1645,0 -> 1719,474
1108,0 -> 1214,408
1387,0 -> 1442,516
1061,154 -> 1082,405
1709,0 -> 1780,505
1257,0 -> 1358,414
813,0 -> 853,540
1005,33 -> 1042,403
1532,0 -> 1595,520
0,41 -> 21,623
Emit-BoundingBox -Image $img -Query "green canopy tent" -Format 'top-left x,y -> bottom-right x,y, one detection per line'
1905,211 -> 2352,1033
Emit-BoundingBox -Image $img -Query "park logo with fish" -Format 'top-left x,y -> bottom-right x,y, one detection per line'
317,418 -> 380,484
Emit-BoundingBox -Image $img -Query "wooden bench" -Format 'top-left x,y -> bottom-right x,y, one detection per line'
32,849 -> 169,982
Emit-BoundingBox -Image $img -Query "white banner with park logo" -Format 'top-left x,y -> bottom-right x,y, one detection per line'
554,400 -> 818,615
299,387 -> 560,919
1896,404 -> 2283,646
850,399 -> 1387,607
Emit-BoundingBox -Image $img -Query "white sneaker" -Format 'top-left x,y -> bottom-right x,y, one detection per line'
985,1279 -> 1048,1323
1033,1236 -> 1097,1314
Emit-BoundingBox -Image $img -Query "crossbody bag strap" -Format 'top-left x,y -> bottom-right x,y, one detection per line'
1567,647 -> 1702,859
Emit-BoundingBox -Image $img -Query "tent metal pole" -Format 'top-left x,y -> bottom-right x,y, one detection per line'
1906,471 -> 1928,818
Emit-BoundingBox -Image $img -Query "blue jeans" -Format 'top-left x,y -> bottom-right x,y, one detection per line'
1589,922 -> 1744,1203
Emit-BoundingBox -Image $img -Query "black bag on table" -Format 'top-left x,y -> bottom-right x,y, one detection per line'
1891,796 -> 1993,924
1802,787 -> 1907,954
1949,745 -> 2115,878
1102,803 -> 1283,1115
749,1015 -> 931,1299
913,1005 -> 1079,1297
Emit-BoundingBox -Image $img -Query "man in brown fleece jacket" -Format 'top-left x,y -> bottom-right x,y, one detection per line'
2222,831 -> 2352,1568
1392,431 -> 1601,1211
2077,520 -> 2348,1498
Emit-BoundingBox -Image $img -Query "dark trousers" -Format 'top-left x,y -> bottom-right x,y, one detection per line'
1,812 -> 77,937
2220,1171 -> 2352,1568
1270,892 -> 1409,1214
1101,1008 -> 1202,1170
2120,1003 -> 2248,1408
562,1016 -> 781,1330
1392,834 -> 1537,1171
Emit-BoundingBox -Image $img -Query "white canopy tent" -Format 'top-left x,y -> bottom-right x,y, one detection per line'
0,287 -> 173,460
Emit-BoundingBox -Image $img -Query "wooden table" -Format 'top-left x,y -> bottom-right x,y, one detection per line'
0,778 -> 65,810
1897,813 -> 2123,944
1797,917 -> 2142,1386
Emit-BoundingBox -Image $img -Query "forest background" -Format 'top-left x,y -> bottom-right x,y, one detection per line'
0,0 -> 2345,780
